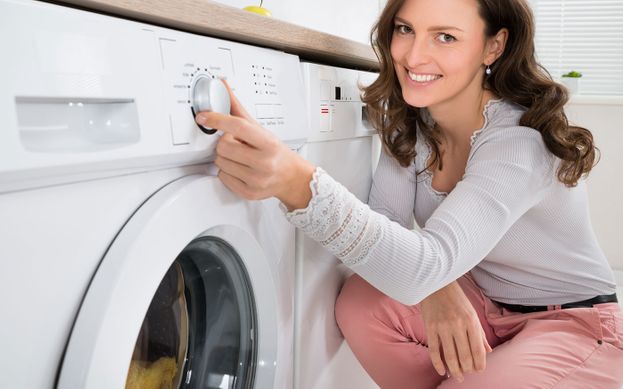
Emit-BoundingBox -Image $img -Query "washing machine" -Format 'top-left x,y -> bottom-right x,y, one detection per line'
0,1 -> 310,388
294,62 -> 380,389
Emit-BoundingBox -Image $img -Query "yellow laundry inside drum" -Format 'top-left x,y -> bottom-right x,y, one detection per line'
125,262 -> 189,389
126,357 -> 177,389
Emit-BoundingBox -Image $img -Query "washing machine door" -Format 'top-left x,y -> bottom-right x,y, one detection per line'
57,174 -> 281,389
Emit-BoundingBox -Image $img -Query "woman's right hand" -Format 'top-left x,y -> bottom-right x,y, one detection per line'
195,80 -> 316,211
419,280 -> 492,383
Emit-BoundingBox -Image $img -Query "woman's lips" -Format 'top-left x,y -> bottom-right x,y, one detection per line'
407,70 -> 443,84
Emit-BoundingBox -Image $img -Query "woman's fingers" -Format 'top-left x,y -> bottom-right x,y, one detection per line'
196,81 -> 274,151
454,329 -> 475,375
222,80 -> 250,118
430,328 -> 488,382
483,329 -> 493,353
216,161 -> 270,200
467,326 -> 491,372
215,133 -> 284,196
196,112 -> 268,149
215,154 -> 253,182
440,333 -> 464,383
221,79 -> 257,123
217,133 -> 262,167
427,332 -> 446,376
217,169 -> 253,199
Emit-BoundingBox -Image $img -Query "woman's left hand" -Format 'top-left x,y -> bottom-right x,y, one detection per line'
420,281 -> 492,383
195,81 -> 316,211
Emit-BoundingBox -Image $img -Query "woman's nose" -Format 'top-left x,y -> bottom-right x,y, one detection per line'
405,37 -> 432,68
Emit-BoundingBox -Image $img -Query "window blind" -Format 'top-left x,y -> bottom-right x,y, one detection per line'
529,0 -> 623,96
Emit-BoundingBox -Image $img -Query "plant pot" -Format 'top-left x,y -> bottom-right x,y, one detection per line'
561,77 -> 581,94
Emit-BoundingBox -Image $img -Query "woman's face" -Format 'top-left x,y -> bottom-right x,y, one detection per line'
390,0 -> 490,109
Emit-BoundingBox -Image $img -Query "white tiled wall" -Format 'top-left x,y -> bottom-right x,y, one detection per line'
213,0 -> 385,44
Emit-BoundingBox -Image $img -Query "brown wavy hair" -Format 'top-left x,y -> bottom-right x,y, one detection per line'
362,0 -> 597,186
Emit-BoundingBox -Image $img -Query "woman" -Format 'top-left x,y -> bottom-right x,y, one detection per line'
195,0 -> 623,387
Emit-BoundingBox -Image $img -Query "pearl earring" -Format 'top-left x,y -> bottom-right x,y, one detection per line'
485,65 -> 492,76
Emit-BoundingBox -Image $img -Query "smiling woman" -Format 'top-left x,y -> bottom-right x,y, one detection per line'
389,2 -> 499,110
363,0 -> 596,187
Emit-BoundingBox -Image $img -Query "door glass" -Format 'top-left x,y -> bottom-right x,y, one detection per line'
125,236 -> 257,389
125,262 -> 188,389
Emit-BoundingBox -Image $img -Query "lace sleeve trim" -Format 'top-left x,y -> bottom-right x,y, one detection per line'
283,167 -> 384,266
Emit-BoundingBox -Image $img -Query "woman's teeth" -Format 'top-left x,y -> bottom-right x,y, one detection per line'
408,72 -> 442,82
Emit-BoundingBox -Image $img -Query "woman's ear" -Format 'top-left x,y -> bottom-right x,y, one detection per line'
485,28 -> 509,65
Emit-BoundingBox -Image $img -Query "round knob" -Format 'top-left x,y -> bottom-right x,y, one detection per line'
191,76 -> 231,133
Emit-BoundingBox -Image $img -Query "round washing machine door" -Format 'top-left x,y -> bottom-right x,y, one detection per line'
56,174 -> 283,389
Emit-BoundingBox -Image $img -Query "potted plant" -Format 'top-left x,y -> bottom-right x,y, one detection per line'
561,70 -> 582,94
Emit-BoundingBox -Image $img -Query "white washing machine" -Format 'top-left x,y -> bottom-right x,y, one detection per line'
294,63 -> 380,389
0,1 -> 310,388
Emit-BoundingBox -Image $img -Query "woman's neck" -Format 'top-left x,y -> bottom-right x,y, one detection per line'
428,88 -> 497,147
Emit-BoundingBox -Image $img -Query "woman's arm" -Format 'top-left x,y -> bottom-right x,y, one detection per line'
285,128 -> 553,305
197,85 -> 554,306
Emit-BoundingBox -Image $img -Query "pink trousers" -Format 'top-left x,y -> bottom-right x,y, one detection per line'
335,273 -> 623,389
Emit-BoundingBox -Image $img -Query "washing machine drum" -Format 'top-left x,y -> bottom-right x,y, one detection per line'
126,237 -> 257,389
56,175 -> 281,389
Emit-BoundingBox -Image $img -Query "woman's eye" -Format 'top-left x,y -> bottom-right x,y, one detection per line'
438,33 -> 456,43
394,24 -> 413,34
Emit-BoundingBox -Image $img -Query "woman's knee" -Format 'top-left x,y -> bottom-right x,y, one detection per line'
335,274 -> 378,333
335,273 -> 406,338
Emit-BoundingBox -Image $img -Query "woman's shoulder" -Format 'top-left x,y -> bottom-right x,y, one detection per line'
469,99 -> 556,173
471,99 -> 541,146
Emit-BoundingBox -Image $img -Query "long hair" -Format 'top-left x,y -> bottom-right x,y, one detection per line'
362,0 -> 597,186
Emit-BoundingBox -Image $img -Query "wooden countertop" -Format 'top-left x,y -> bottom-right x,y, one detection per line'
52,0 -> 380,71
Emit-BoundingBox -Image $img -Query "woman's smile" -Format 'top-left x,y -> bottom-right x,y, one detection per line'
406,70 -> 443,85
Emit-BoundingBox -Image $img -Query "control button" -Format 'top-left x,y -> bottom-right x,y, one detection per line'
335,86 -> 342,101
191,76 -> 231,134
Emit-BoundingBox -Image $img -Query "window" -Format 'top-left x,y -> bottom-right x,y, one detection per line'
529,0 -> 623,96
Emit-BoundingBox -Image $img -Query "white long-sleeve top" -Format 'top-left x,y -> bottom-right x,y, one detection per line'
286,99 -> 617,306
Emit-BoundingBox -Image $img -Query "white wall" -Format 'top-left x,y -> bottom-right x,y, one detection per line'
214,0 -> 385,44
565,97 -> 623,272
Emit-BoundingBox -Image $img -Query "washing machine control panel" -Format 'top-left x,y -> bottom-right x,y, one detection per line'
158,36 -> 308,147
302,62 -> 378,142
0,0 -> 311,192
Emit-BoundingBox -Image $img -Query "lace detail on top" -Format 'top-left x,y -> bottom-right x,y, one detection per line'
419,140 -> 449,198
417,98 -> 505,198
470,98 -> 503,146
285,167 -> 384,266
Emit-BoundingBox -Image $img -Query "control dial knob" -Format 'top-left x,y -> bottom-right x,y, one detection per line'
191,76 -> 231,134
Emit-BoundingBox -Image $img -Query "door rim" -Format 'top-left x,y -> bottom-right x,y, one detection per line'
56,175 -> 278,389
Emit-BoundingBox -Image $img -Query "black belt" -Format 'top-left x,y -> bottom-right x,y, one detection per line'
495,293 -> 618,313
